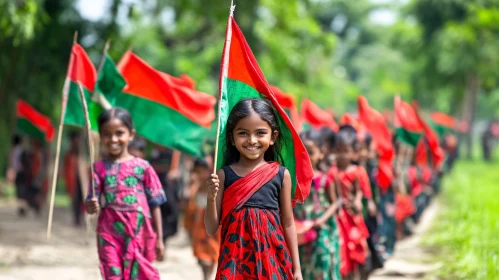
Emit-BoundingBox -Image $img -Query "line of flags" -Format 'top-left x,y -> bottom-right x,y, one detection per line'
15,8 -> 463,198
61,43 -> 216,157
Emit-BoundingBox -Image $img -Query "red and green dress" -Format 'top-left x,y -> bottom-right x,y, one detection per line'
329,165 -> 370,277
216,162 -> 293,279
293,173 -> 341,280
88,157 -> 167,280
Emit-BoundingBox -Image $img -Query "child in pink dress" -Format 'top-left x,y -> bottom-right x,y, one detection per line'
86,108 -> 166,279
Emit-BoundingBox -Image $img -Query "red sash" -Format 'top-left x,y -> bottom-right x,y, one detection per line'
220,162 -> 280,224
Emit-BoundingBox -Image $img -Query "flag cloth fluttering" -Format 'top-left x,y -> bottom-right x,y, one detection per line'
431,112 -> 456,137
62,44 -> 101,130
301,98 -> 339,132
412,102 -> 445,169
16,99 -> 55,142
394,96 -> 424,147
270,85 -> 302,131
358,96 -> 394,190
216,14 -> 313,204
99,51 -> 217,157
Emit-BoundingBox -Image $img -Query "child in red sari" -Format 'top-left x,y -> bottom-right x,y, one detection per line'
205,98 -> 303,280
329,125 -> 370,278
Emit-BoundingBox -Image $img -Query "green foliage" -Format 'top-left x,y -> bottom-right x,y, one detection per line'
2,0 -> 499,169
0,0 -> 45,46
424,160 -> 499,279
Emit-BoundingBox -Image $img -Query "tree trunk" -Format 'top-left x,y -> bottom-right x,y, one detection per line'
462,74 -> 480,159
0,45 -> 20,173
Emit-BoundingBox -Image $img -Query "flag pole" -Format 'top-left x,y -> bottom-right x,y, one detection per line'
46,31 -> 78,240
78,82 -> 96,198
212,0 -> 235,174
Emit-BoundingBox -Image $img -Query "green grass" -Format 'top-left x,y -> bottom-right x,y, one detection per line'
424,159 -> 499,279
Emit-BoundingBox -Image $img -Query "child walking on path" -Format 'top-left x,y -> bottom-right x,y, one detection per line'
294,131 -> 342,280
85,108 -> 167,280
189,158 -> 221,280
204,98 -> 304,280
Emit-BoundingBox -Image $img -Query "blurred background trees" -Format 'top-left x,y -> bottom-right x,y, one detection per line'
1,0 -> 499,169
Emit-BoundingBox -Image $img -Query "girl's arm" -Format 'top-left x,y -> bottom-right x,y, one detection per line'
204,169 -> 225,236
279,169 -> 302,279
151,205 -> 164,260
85,163 -> 102,214
151,206 -> 163,241
314,179 -> 340,227
354,178 -> 363,212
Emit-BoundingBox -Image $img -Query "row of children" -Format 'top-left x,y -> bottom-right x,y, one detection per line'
292,124 -> 444,280
39,96 -> 446,279
198,98 -> 447,279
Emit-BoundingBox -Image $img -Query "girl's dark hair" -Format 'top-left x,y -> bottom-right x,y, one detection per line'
223,98 -> 283,166
336,125 -> 357,148
299,129 -> 322,143
364,132 -> 372,147
128,136 -> 146,152
70,131 -> 80,140
12,135 -> 21,146
319,127 -> 336,149
97,107 -> 134,132
194,158 -> 209,169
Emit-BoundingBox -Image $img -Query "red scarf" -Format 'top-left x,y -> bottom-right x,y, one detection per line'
221,162 -> 280,224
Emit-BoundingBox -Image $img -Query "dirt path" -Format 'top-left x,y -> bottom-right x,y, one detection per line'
0,199 -> 441,280
370,201 -> 442,280
0,200 -> 201,280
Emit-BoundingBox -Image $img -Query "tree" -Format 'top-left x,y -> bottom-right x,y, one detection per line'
400,0 -> 499,158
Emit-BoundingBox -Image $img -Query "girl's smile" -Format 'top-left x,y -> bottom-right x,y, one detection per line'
231,112 -> 277,161
99,118 -> 135,160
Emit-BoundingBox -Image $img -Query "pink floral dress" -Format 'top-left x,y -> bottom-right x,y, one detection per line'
87,157 -> 167,279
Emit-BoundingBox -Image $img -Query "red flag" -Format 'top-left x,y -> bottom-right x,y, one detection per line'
431,112 -> 455,129
412,102 -> 444,169
118,52 -> 216,128
357,96 -> 394,190
217,15 -> 313,204
270,85 -> 302,131
394,96 -> 424,147
16,100 -> 55,142
301,99 -> 339,131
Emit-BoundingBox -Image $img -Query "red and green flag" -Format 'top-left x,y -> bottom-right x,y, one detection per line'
412,102 -> 445,169
301,98 -> 339,132
394,96 -> 424,147
431,112 -> 455,137
217,13 -> 312,204
115,51 -> 216,157
62,44 -> 101,130
16,99 -> 55,142
358,96 -> 394,190
270,85 -> 302,131
341,112 -> 370,141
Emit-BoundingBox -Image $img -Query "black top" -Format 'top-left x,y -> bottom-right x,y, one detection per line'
223,165 -> 286,210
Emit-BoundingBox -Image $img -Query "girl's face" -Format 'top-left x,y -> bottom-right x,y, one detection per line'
194,166 -> 211,182
304,140 -> 323,168
230,111 -> 277,162
359,142 -> 369,163
335,142 -> 353,169
100,118 -> 135,160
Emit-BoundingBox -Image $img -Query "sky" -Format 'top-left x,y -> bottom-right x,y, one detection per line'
76,0 -> 402,26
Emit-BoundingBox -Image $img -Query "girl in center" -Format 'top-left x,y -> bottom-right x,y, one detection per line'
205,98 -> 303,280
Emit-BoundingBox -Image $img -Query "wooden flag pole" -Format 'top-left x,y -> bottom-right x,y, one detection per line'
46,31 -> 78,240
78,82 -> 96,197
212,0 -> 235,174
